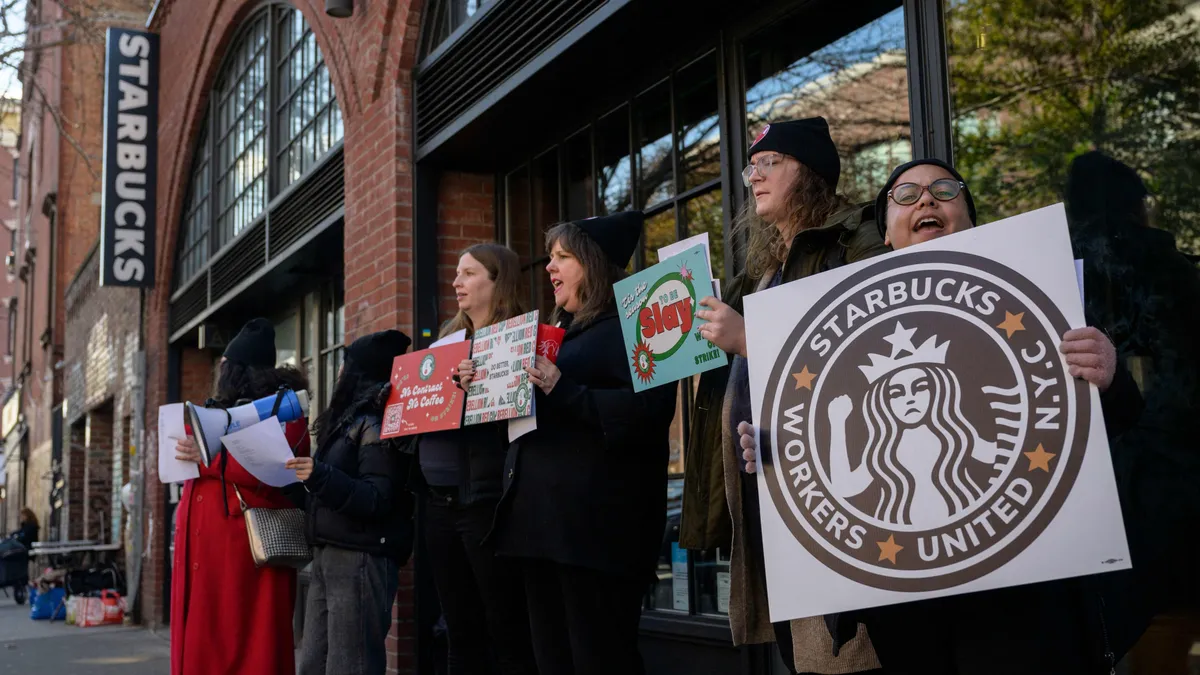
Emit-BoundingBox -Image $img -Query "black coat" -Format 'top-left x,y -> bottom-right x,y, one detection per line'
302,391 -> 415,562
490,309 -> 677,581
412,422 -> 508,506
12,523 -> 37,549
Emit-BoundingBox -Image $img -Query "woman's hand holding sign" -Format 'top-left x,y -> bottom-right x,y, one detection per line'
697,296 -> 747,358
1059,327 -> 1117,392
525,355 -> 561,395
738,421 -> 758,473
454,359 -> 476,390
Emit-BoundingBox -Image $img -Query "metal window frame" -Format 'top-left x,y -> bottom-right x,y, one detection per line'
174,2 -> 345,296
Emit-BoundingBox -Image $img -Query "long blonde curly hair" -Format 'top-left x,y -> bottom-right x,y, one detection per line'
734,162 -> 845,281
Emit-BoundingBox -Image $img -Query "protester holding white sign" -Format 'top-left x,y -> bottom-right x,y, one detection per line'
679,117 -> 889,674
412,244 -> 538,675
736,159 -> 1145,674
489,212 -> 677,674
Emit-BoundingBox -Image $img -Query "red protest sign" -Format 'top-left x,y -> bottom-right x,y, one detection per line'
380,341 -> 472,438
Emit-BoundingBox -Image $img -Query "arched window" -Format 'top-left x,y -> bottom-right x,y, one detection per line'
174,4 -> 343,290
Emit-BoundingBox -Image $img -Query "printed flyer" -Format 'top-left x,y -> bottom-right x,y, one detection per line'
464,310 -> 540,425
380,341 -> 473,438
613,244 -> 727,392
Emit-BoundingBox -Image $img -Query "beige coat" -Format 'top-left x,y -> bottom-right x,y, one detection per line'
719,223 -> 884,673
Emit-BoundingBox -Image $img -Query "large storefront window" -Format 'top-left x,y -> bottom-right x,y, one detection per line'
175,3 -> 343,290
503,49 -> 728,617
945,2 -> 1200,670
945,0 -> 1200,254
744,2 -> 909,202
420,0 -> 491,60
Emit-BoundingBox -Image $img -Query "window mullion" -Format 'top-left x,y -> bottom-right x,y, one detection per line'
266,5 -> 278,202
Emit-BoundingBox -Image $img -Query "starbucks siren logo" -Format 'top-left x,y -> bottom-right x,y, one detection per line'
514,382 -> 532,415
419,354 -> 436,381
759,251 -> 1089,591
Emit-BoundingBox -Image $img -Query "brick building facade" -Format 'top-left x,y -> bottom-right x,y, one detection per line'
6,0 -> 152,541
4,1 -> 1193,674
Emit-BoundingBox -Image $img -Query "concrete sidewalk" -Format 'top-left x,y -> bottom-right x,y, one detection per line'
0,599 -> 169,673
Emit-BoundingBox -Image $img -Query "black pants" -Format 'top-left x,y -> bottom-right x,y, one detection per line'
519,557 -> 647,675
424,493 -> 538,675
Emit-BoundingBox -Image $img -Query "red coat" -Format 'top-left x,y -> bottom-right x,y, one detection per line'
170,420 -> 310,675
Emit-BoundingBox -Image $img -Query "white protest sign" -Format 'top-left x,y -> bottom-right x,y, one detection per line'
744,204 -> 1129,621
157,403 -> 198,483
464,310 -> 539,425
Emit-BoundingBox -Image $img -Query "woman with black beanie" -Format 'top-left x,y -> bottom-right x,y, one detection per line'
489,211 -> 677,675
170,318 -> 312,675
288,329 -> 415,675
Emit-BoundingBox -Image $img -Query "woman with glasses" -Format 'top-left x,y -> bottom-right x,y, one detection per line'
737,157 -> 1146,675
681,117 -> 888,674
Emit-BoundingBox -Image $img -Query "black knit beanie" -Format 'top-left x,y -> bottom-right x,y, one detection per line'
574,211 -> 645,269
345,330 -> 412,383
747,117 -> 841,189
223,318 -> 276,368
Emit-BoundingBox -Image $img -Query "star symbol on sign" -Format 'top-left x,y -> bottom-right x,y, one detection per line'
997,311 -> 1026,339
877,535 -> 904,564
882,322 -> 919,357
792,366 -> 817,390
1024,443 -> 1057,472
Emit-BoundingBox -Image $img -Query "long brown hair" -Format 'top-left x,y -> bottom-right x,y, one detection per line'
19,508 -> 37,528
544,222 -> 627,328
734,161 -> 844,281
439,243 -> 527,338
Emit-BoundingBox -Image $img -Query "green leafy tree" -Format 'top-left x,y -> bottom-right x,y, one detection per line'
947,0 -> 1200,254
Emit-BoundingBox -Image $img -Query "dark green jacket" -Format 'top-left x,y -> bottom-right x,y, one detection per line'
680,202 -> 887,552
679,202 -> 888,670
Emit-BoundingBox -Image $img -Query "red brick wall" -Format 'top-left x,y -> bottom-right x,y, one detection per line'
84,407 -> 114,542
144,7 -> 429,674
436,172 -> 497,321
66,420 -> 86,540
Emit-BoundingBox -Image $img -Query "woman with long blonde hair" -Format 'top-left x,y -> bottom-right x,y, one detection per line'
415,243 -> 536,675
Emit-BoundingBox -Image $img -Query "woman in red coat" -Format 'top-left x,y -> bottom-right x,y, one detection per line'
170,318 -> 311,675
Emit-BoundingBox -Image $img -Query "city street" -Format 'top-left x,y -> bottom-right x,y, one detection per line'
0,600 -> 169,674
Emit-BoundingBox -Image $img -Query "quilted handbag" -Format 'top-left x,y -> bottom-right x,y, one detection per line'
233,485 -> 312,568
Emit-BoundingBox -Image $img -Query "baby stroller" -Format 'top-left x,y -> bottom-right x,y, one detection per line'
0,537 -> 30,604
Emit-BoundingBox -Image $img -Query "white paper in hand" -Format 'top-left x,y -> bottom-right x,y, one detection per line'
220,416 -> 300,487
432,329 -> 468,348
158,403 -> 199,483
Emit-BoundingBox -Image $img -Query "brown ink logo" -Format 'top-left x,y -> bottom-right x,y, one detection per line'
759,251 -> 1090,591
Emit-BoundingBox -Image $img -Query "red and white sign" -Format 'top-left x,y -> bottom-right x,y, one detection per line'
380,341 -> 473,439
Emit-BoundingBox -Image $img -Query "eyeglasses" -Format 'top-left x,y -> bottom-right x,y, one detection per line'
888,179 -> 965,206
742,153 -> 785,187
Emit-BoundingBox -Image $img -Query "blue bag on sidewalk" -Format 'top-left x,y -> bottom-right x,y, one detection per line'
30,587 -> 66,621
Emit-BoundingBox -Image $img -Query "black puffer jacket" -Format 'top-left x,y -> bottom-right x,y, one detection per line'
302,383 -> 415,562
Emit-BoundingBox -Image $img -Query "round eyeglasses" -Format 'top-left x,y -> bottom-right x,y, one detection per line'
741,153 -> 785,187
888,178 -> 965,206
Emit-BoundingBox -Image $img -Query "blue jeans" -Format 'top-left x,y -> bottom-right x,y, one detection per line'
299,546 -> 399,675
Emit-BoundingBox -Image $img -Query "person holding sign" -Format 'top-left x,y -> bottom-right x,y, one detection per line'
170,318 -> 312,675
738,158 -> 1146,674
681,118 -> 888,674
414,244 -> 537,675
286,330 -> 414,675
488,212 -> 676,675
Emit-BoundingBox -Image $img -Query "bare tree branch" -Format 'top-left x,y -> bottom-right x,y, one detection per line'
3,53 -> 100,181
